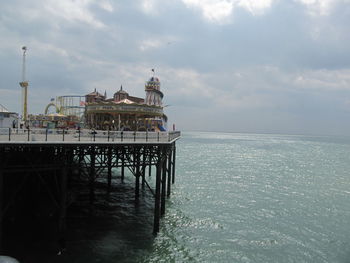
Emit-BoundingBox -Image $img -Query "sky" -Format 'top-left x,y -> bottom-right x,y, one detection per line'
1,0 -> 350,135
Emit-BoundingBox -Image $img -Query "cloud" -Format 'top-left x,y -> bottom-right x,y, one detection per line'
181,0 -> 274,24
237,0 -> 274,15
139,36 -> 178,51
293,68 -> 350,91
97,0 -> 114,12
295,0 -> 346,16
182,0 -> 234,24
0,0 -> 111,29
140,0 -> 159,15
43,0 -> 107,28
1,0 -> 350,135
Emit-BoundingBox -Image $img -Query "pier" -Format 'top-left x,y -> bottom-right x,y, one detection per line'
0,128 -> 180,254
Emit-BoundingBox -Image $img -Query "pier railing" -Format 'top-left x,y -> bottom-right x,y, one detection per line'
0,128 -> 181,143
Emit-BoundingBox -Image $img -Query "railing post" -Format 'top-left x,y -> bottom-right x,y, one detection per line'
45,128 -> 48,141
27,128 -> 30,141
146,131 -> 148,142
8,128 -> 11,141
134,131 -> 136,142
107,130 -> 110,142
78,128 -> 81,141
157,132 -> 159,142
93,130 -> 96,142
121,131 -> 123,142
62,129 -> 65,141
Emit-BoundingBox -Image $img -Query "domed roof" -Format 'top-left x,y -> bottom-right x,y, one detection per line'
149,76 -> 160,82
146,76 -> 161,90
115,85 -> 128,94
116,89 -> 128,94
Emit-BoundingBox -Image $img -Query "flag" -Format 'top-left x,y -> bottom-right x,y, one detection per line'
151,69 -> 154,72
80,101 -> 86,106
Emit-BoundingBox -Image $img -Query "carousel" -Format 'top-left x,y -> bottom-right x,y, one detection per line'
84,74 -> 167,131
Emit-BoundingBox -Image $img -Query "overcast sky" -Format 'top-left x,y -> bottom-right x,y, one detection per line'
1,0 -> 350,135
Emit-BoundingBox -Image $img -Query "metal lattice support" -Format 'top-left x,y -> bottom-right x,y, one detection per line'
0,139 -> 178,253
0,151 -> 3,253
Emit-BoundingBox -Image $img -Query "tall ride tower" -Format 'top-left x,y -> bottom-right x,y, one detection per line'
19,46 -> 29,124
145,69 -> 163,107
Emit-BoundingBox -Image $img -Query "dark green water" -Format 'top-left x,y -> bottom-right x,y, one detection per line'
8,132 -> 350,262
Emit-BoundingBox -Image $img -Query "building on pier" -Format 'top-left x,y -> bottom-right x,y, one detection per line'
0,104 -> 18,128
85,75 -> 167,131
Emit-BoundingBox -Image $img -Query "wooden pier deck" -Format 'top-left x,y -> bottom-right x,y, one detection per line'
0,128 -> 180,255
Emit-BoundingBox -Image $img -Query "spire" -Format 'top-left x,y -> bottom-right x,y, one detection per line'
104,90 -> 107,98
120,85 -> 123,91
94,88 -> 96,92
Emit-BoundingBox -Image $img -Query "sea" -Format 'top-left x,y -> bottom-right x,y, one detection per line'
10,131 -> 350,262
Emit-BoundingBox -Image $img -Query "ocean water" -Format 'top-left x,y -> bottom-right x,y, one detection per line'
145,132 -> 350,263
11,132 -> 350,262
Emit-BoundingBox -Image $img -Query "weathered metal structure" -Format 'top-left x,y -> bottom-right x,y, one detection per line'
0,128 -> 180,254
44,95 -> 85,117
19,46 -> 29,124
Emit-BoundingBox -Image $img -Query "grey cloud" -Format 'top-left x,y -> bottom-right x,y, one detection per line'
1,0 -> 350,135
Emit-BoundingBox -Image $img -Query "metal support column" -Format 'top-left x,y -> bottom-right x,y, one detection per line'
58,160 -> 67,253
148,150 -> 152,177
153,149 -> 162,234
107,147 -> 112,191
161,149 -> 167,216
0,162 -> 3,253
121,148 -> 125,182
172,144 -> 176,184
135,149 -> 140,201
89,147 -> 96,204
141,148 -> 146,188
67,149 -> 73,185
78,147 -> 84,180
167,149 -> 172,197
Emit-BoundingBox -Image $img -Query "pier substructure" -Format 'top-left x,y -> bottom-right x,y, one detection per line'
0,152 -> 4,253
0,139 -> 178,253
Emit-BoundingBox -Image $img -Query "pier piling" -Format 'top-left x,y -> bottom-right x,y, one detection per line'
167,149 -> 172,197
148,151 -> 152,177
153,150 -> 162,234
161,149 -> 167,216
107,147 -> 112,191
0,164 -> 3,253
58,159 -> 67,252
135,150 -> 140,201
121,148 -> 125,182
172,146 -> 176,184
0,129 -> 180,251
89,147 -> 96,204
141,151 -> 146,188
